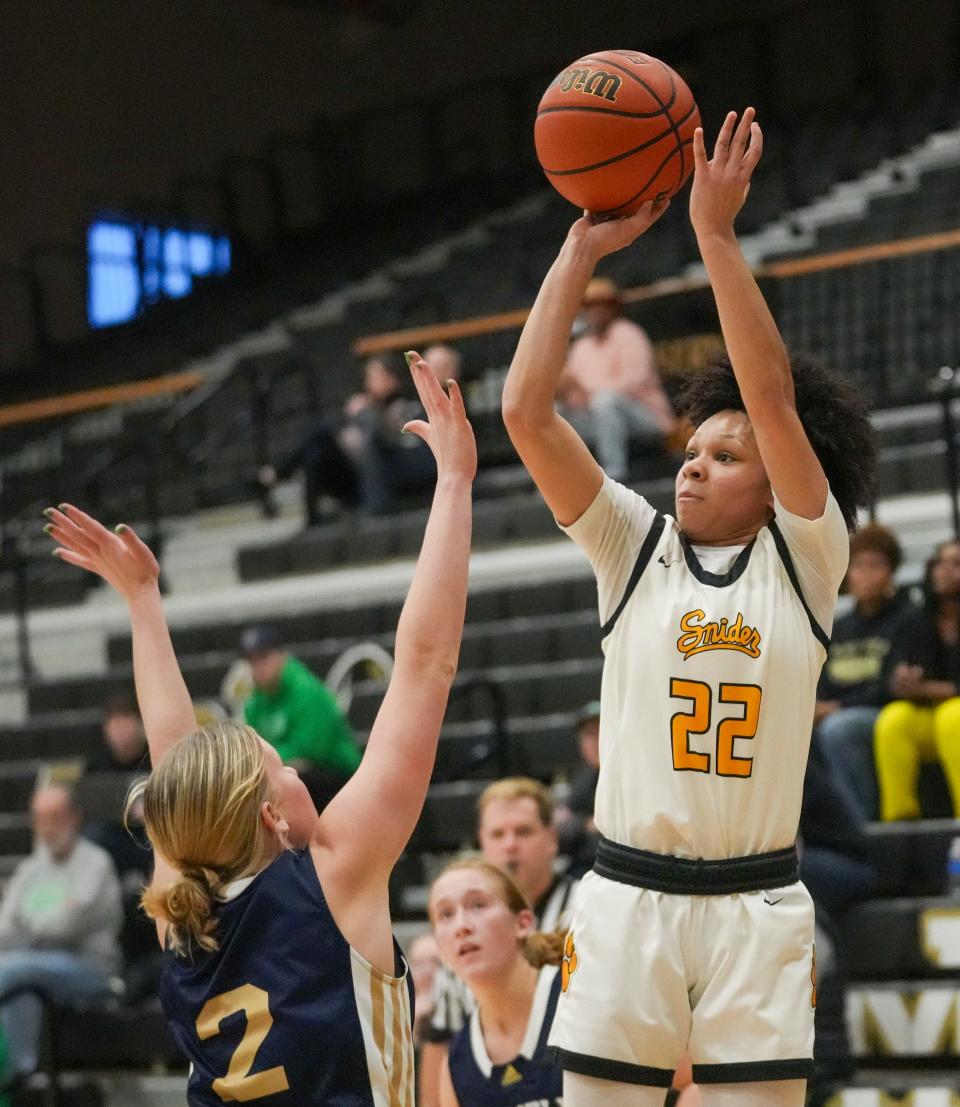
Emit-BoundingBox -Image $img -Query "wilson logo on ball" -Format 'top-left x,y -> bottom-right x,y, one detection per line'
553,66 -> 622,103
535,49 -> 700,217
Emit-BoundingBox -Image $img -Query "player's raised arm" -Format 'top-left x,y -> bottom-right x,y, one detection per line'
502,200 -> 669,526
690,107 -> 828,520
316,352 -> 475,881
44,506 -> 196,766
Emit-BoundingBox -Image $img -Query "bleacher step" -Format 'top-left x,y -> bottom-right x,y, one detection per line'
826,1085 -> 960,1105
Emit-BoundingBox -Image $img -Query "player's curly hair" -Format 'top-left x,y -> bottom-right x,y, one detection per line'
673,353 -> 876,529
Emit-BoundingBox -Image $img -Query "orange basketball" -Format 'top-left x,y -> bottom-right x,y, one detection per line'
535,50 -> 701,217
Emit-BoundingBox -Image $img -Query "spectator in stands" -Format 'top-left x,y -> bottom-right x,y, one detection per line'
240,624 -> 361,811
557,276 -> 675,481
423,344 -> 462,388
0,785 -> 122,1088
553,700 -> 601,877
428,858 -> 564,1107
83,694 -> 151,883
799,740 -> 878,1093
875,539 -> 960,820
419,777 -> 578,1107
408,931 -> 442,1048
815,525 -> 920,819
87,694 -> 147,773
260,353 -> 436,522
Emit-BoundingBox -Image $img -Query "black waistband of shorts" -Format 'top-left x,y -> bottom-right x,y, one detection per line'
594,836 -> 799,895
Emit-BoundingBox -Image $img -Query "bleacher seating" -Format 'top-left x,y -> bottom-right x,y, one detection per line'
4,551 -> 960,1099
3,84 -> 960,1106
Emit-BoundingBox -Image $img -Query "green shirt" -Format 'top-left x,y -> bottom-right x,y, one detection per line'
244,656 -> 361,776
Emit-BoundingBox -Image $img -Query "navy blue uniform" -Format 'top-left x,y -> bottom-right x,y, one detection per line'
448,967 -> 562,1107
161,848 -> 415,1106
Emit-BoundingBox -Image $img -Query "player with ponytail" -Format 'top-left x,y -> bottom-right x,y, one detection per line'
428,859 -> 566,1107
46,351 -> 475,1106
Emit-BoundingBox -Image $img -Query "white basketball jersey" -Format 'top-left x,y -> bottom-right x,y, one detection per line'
563,478 -> 849,860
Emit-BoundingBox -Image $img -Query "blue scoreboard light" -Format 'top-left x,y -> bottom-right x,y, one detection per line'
87,218 -> 231,328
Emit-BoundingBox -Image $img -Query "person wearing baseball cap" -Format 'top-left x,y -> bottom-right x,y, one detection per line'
557,276 -> 675,482
240,624 -> 361,810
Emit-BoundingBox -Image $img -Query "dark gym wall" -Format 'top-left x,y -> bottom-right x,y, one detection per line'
3,0 -> 956,270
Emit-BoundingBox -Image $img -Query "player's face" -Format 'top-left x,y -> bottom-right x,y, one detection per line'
259,740 -> 318,848
846,549 -> 894,607
477,797 -> 557,902
675,411 -> 772,544
430,869 -> 533,983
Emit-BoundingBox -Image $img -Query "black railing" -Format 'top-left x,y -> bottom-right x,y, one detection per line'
440,676 -> 513,780
929,365 -> 960,540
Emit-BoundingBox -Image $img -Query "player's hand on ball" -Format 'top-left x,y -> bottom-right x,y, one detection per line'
690,107 -> 763,236
403,350 -> 477,483
44,504 -> 161,602
568,197 -> 671,261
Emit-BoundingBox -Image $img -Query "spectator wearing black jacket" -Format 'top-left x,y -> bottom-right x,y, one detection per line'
815,525 -> 919,819
875,539 -> 960,819
83,695 -> 151,884
800,738 -> 878,1093
554,701 -> 601,877
259,354 -> 435,523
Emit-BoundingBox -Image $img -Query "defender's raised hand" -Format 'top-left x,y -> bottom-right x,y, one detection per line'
690,107 -> 763,236
45,504 -> 160,602
402,350 -> 477,483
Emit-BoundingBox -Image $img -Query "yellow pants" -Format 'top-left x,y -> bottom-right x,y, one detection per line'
874,698 -> 960,820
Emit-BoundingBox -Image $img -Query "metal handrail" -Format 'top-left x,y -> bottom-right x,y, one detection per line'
442,676 -> 514,780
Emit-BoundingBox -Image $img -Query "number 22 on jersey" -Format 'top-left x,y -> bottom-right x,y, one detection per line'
669,679 -> 762,777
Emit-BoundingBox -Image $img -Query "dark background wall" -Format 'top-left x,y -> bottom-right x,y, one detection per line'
0,0 -> 957,392
2,0 -> 957,265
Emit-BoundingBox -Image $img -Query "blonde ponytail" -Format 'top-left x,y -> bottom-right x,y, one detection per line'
143,866 -> 227,956
128,722 -> 273,956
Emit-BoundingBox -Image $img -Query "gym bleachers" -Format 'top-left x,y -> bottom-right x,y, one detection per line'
3,546 -> 960,1099
3,85 -> 960,1106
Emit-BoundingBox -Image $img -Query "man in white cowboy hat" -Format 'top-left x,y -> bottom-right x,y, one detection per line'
558,276 -> 675,481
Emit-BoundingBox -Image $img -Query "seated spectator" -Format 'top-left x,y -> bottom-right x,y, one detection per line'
553,700 -> 601,877
260,353 -> 436,522
83,694 -> 151,884
423,343 -> 462,389
419,777 -> 578,1107
240,624 -> 361,810
428,858 -> 564,1107
875,539 -> 960,819
0,786 -> 122,1088
815,525 -> 920,819
558,277 -> 675,481
800,738 -> 879,1092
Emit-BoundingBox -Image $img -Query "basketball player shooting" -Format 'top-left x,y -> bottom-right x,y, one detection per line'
502,108 -> 874,1107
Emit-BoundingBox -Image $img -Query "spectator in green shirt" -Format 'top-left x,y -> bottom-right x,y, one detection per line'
240,625 -> 361,810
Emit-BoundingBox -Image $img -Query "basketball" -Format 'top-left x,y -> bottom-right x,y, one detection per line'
535,50 -> 701,217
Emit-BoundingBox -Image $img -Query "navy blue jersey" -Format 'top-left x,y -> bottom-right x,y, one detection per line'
448,967 -> 562,1107
161,848 -> 415,1106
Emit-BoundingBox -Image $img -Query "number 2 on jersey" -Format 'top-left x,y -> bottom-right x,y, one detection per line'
669,679 -> 762,777
196,983 -> 290,1102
